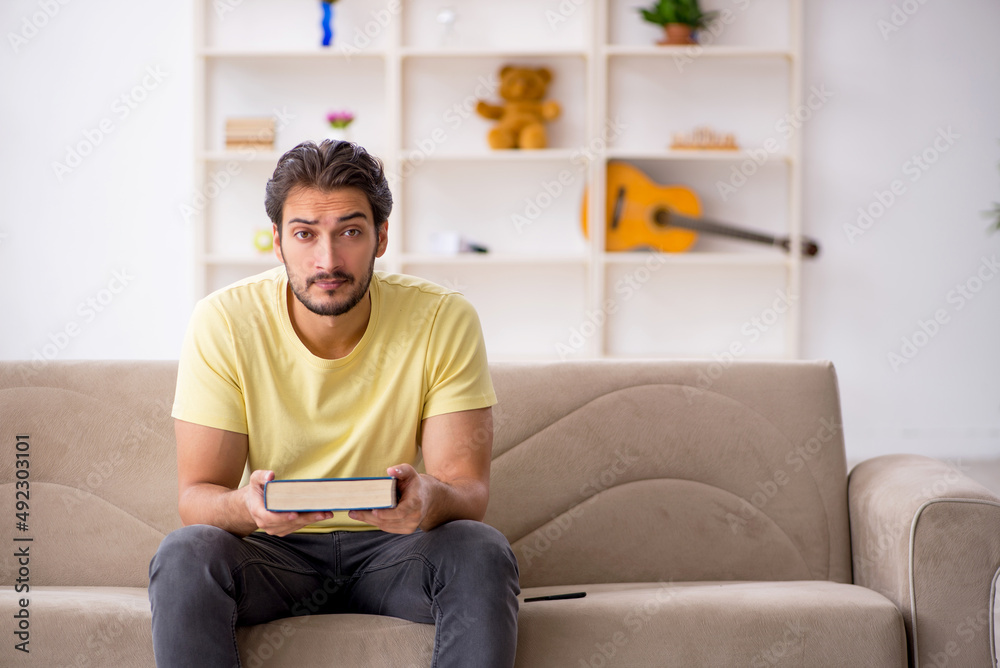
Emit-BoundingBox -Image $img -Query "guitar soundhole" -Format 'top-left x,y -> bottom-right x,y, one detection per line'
653,208 -> 671,229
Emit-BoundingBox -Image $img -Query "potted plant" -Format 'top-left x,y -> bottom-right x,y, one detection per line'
325,109 -> 355,142
638,0 -> 719,45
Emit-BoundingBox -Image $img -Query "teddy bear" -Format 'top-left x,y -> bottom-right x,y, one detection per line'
476,66 -> 561,149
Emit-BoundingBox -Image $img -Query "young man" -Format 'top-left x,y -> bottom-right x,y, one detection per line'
148,140 -> 520,667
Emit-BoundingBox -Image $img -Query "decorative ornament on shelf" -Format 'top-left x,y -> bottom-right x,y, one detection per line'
325,110 -> 355,142
436,7 -> 459,47
670,126 -> 739,151
320,0 -> 341,48
225,117 -> 276,151
476,66 -> 561,150
429,231 -> 488,255
253,228 -> 274,254
638,0 -> 719,45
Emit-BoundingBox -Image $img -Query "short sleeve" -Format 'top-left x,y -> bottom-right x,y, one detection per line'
172,298 -> 249,434
422,293 -> 497,420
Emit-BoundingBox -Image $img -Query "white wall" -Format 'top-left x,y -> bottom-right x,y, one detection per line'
800,2 -> 1000,460
1,0 -> 998,460
1,0 -> 195,361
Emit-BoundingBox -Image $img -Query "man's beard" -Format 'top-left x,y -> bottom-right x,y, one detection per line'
286,252 -> 377,317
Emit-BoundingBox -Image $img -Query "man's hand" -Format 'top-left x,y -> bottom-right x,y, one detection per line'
176,419 -> 336,537
245,470 -> 334,537
350,408 -> 493,533
349,407 -> 493,533
349,464 -> 429,534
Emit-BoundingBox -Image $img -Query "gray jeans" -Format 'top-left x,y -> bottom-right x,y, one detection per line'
148,520 -> 520,667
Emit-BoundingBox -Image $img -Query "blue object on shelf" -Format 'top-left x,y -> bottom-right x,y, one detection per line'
321,1 -> 334,47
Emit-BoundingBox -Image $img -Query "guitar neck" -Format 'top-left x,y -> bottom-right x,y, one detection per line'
655,209 -> 784,248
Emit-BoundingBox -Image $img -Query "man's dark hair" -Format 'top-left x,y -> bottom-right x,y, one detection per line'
264,140 -> 392,237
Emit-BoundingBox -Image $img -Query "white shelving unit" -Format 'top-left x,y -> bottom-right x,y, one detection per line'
191,0 -> 804,361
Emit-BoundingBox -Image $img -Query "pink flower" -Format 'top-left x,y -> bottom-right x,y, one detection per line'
326,110 -> 355,129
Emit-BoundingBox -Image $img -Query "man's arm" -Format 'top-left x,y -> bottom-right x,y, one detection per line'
349,406 -> 493,534
175,419 -> 333,537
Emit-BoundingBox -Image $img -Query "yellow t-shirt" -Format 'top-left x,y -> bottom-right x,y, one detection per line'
172,267 -> 497,532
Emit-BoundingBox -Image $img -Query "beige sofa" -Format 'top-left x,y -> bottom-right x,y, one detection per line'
1,359 -> 998,667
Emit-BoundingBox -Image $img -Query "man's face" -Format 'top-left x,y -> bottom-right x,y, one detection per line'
274,186 -> 387,317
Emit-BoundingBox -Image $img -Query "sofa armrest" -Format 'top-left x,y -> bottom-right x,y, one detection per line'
849,454 -> 1000,668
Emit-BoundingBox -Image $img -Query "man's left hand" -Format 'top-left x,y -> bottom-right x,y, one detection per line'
349,464 -> 429,534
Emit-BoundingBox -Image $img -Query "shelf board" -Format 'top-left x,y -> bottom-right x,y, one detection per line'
400,46 -> 588,59
607,149 -> 793,163
601,252 -> 789,267
399,149 -> 579,163
401,253 -> 587,266
198,47 -> 386,59
199,150 -> 284,163
605,45 -> 792,59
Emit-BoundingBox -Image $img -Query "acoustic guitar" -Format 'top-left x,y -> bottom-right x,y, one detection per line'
582,162 -> 820,256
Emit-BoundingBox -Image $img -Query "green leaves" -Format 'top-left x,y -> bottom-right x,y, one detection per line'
637,0 -> 719,28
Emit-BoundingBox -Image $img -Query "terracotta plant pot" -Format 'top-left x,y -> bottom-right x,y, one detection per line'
659,23 -> 696,45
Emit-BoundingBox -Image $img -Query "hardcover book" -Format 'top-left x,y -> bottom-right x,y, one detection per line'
264,476 -> 398,512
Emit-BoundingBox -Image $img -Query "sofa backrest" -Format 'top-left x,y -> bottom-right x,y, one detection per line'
485,360 -> 853,588
0,361 -> 180,588
0,359 -> 852,589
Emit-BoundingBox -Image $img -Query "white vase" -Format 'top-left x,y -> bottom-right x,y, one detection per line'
326,127 -> 351,143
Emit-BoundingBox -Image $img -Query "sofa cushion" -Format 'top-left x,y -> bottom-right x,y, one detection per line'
237,613 -> 435,668
0,586 -> 439,667
3,581 -> 903,667
516,581 -> 906,667
0,586 -> 155,667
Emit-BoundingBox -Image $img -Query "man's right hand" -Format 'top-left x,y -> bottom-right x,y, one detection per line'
244,469 -> 334,537
176,419 -> 333,537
